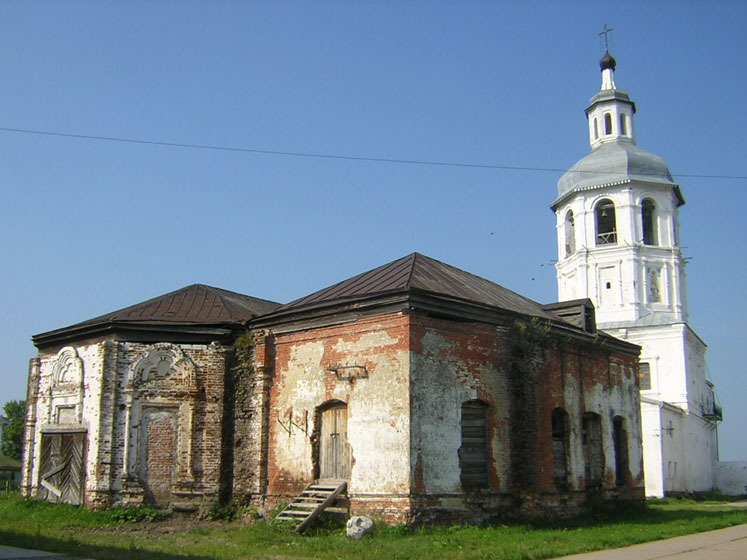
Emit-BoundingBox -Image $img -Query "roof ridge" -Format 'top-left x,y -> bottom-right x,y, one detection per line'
404,252 -> 419,290
209,285 -> 244,317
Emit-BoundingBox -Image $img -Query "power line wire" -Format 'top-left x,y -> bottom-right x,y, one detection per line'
0,126 -> 744,180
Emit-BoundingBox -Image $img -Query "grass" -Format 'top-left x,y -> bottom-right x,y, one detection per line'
0,493 -> 745,560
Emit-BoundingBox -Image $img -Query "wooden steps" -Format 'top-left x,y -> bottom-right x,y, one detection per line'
275,481 -> 348,533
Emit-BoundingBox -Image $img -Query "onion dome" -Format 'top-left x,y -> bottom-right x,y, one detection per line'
600,51 -> 617,71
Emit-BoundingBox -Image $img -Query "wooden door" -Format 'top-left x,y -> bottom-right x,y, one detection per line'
39,432 -> 86,505
139,409 -> 177,506
319,405 -> 350,480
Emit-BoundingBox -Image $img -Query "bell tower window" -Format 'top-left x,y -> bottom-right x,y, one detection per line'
565,210 -> 576,257
593,118 -> 599,140
639,362 -> 651,390
604,113 -> 612,135
595,199 -> 617,245
619,114 -> 627,136
642,198 -> 657,245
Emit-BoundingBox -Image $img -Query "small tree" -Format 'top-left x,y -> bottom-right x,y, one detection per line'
1,400 -> 26,461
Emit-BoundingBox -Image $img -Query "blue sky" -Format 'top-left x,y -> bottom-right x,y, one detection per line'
0,1 -> 744,460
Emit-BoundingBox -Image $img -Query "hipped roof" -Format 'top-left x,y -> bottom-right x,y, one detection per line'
33,254 -> 638,356
33,284 -> 281,348
267,252 -> 557,321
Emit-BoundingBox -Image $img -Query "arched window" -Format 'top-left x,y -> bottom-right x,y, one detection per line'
595,199 -> 617,245
604,113 -> 612,135
619,114 -> 627,136
582,413 -> 604,487
642,198 -> 657,245
613,416 -> 629,486
551,408 -> 570,488
564,210 -> 576,257
593,118 -> 599,140
459,400 -> 489,490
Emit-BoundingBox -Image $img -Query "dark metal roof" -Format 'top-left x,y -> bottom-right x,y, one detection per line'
267,253 -> 557,321
75,284 -> 280,326
33,284 -> 281,347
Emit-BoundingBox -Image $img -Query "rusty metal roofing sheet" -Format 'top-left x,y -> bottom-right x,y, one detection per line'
274,253 -> 556,320
64,284 -> 281,329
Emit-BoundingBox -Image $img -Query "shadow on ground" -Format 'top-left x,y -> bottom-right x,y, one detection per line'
0,531 -> 217,560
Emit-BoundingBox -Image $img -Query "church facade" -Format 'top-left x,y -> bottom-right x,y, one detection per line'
22,253 -> 645,522
552,51 -> 721,497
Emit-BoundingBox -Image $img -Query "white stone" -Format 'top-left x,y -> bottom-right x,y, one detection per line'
346,516 -> 374,539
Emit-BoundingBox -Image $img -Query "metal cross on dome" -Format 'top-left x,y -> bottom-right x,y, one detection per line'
599,24 -> 614,51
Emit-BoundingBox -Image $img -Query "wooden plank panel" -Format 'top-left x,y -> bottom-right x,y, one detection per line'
320,405 -> 350,480
335,407 -> 350,480
459,403 -> 488,489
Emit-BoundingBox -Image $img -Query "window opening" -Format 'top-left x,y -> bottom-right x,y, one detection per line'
595,199 -> 617,245
619,114 -> 627,136
551,408 -> 570,488
593,118 -> 599,139
639,362 -> 651,391
613,417 -> 629,486
604,113 -> 612,135
642,199 -> 657,245
564,210 -> 576,257
459,400 -> 489,490
582,413 -> 604,487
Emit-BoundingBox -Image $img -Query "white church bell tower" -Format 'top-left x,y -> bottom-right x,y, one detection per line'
552,43 -> 720,497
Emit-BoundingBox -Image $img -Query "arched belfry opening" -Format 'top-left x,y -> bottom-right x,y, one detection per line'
564,210 -> 576,257
642,198 -> 657,246
595,199 -> 617,245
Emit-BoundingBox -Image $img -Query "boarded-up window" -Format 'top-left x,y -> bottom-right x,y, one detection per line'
613,417 -> 629,486
459,400 -> 489,490
582,413 -> 604,487
551,408 -> 570,488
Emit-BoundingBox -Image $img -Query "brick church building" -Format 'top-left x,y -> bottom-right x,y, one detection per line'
22,252 -> 644,523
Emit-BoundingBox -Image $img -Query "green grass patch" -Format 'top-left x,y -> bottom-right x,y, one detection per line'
0,493 -> 745,560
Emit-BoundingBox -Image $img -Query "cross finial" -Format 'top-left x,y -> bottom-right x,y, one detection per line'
599,24 -> 614,52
